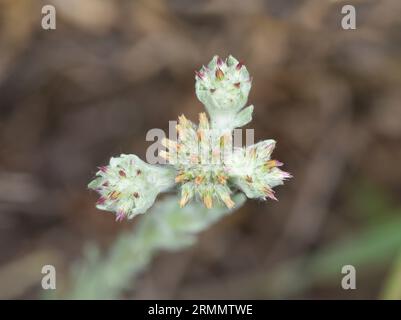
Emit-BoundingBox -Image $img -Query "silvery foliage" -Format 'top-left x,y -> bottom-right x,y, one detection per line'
88,55 -> 291,221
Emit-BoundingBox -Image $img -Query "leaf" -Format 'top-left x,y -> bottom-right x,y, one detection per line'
233,105 -> 253,128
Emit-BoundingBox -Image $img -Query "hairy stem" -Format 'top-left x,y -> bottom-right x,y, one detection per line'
60,194 -> 246,299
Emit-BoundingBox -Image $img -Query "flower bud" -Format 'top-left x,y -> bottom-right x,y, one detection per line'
226,140 -> 292,200
195,55 -> 252,130
88,154 -> 175,220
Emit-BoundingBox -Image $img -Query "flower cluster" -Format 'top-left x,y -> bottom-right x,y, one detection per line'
159,113 -> 291,210
226,140 -> 292,200
88,155 -> 175,220
195,55 -> 253,130
88,55 -> 291,221
160,113 -> 235,209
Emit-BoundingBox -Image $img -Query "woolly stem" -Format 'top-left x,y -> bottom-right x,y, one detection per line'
59,194 -> 246,299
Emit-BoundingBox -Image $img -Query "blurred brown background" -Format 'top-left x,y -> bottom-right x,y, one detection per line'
0,0 -> 400,299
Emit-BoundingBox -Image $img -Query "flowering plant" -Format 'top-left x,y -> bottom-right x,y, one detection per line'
89,55 -> 291,221
61,55 -> 292,299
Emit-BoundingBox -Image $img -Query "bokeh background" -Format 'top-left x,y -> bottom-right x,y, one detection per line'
0,0 -> 400,299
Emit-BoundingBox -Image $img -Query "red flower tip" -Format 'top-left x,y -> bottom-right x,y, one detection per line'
264,188 -> 278,201
97,166 -> 108,173
115,211 -> 125,222
96,197 -> 106,205
195,70 -> 204,80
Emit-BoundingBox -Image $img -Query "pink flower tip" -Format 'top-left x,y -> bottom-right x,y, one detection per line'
97,166 -> 108,173
115,211 -> 126,222
195,70 -> 204,80
236,61 -> 244,70
96,197 -> 106,205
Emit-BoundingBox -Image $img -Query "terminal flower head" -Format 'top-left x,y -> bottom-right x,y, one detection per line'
88,154 -> 175,220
